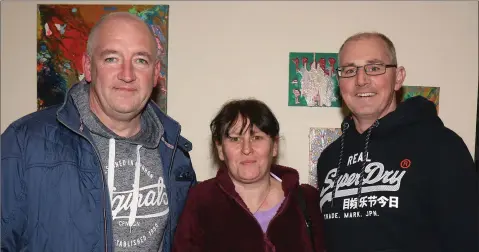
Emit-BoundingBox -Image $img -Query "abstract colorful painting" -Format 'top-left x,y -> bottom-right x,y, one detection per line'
289,52 -> 341,107
400,86 -> 440,112
37,4 -> 169,113
308,127 -> 342,188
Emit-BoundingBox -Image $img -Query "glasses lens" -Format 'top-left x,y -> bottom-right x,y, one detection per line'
365,64 -> 385,76
341,66 -> 356,77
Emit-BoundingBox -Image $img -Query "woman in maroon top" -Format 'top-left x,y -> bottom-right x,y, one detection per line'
172,99 -> 325,252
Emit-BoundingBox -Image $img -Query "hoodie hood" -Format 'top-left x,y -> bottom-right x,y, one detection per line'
341,95 -> 443,137
330,96 -> 442,206
70,80 -> 163,148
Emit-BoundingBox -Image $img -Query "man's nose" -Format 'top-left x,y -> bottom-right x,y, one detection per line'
118,61 -> 136,82
355,67 -> 370,87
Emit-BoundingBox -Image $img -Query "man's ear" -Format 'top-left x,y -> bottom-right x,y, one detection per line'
394,66 -> 406,91
82,53 -> 92,82
153,60 -> 161,87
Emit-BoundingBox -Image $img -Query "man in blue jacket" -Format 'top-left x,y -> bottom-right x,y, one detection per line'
1,12 -> 197,252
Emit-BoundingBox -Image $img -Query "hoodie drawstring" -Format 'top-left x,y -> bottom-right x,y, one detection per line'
108,138 -> 116,204
357,120 -> 379,200
107,138 -> 143,227
330,120 -> 379,208
129,145 -> 142,227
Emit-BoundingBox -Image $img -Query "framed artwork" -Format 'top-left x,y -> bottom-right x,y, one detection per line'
37,4 -> 169,113
308,127 -> 342,188
288,52 -> 341,107
400,86 -> 440,111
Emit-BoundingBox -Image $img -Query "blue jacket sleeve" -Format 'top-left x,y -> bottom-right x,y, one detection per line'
1,125 -> 28,251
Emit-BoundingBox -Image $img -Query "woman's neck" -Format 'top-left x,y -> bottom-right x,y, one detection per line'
233,175 -> 285,214
234,176 -> 272,213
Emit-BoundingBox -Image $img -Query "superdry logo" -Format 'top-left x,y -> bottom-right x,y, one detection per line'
319,161 -> 406,210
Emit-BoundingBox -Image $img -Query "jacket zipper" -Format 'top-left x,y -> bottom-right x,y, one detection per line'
166,126 -> 181,252
264,192 -> 291,234
218,184 -> 292,252
266,191 -> 314,252
58,118 -> 109,252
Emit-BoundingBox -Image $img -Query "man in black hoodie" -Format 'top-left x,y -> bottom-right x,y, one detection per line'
317,32 -> 478,252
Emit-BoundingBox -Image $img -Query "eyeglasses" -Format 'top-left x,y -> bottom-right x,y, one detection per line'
337,63 -> 397,78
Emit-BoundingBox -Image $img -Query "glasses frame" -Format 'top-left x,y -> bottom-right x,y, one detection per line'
336,63 -> 397,78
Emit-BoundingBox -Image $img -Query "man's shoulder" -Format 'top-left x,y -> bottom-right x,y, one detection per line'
1,105 -> 83,164
408,121 -> 466,148
399,122 -> 473,166
5,105 -> 62,135
435,126 -> 470,153
177,135 -> 193,153
147,101 -> 180,130
320,136 -> 342,158
147,101 -> 194,151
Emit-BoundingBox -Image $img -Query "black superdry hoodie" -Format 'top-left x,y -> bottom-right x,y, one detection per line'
317,96 -> 478,252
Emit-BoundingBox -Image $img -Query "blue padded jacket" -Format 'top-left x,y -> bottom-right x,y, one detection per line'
1,86 -> 197,252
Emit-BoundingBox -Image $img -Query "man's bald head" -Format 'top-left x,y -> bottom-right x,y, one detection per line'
86,12 -> 159,60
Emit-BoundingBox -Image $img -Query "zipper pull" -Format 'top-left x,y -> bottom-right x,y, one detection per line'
79,119 -> 84,132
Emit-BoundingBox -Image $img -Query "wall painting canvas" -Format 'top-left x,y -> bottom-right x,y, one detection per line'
37,4 -> 169,113
289,52 -> 341,107
400,86 -> 440,112
308,127 -> 342,188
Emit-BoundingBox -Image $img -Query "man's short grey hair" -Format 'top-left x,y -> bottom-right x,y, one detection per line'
86,12 -> 160,60
338,32 -> 397,65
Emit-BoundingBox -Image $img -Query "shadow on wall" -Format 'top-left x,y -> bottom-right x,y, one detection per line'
475,80 -> 479,173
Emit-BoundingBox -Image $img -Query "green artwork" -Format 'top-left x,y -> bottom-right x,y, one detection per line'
288,52 -> 341,107
401,86 -> 440,111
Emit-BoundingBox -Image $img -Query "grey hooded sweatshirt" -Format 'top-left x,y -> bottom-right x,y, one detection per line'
71,82 -> 168,252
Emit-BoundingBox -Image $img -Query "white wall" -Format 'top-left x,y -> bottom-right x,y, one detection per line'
1,1 -> 478,183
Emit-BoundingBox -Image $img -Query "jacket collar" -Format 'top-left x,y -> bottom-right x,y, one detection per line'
56,81 -> 184,147
215,164 -> 300,199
